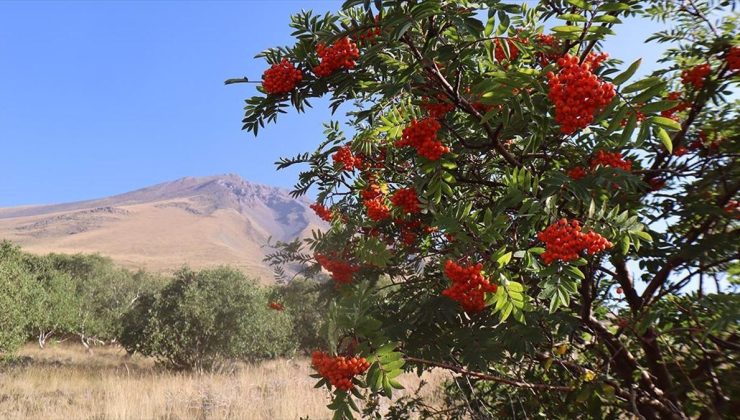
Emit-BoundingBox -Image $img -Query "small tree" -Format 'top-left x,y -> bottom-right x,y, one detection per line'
120,267 -> 296,370
27,258 -> 79,348
234,0 -> 739,418
0,242 -> 36,356
269,277 -> 332,353
48,253 -> 155,346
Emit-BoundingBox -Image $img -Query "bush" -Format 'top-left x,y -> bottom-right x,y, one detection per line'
0,243 -> 36,355
47,253 -> 163,342
120,267 -> 296,370
269,277 -> 331,353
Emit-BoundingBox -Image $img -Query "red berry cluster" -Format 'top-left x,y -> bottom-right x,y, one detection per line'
661,91 -> 690,120
681,63 -> 711,89
361,181 -> 383,200
332,145 -> 363,171
315,253 -> 359,284
262,59 -> 303,95
442,260 -> 498,313
620,107 -> 646,126
648,176 -> 666,191
268,301 -> 284,311
590,150 -> 632,172
673,146 -> 688,157
396,219 -> 423,246
728,46 -> 740,72
364,196 -> 390,221
310,203 -> 334,222
390,188 -> 421,214
358,16 -> 381,44
535,34 -> 560,66
396,118 -> 449,160
689,130 -> 722,152
724,200 -> 740,219
314,37 -> 360,77
420,95 -> 455,119
567,166 -> 587,181
537,219 -> 613,265
311,351 -> 370,391
494,38 -> 520,62
547,53 -> 615,134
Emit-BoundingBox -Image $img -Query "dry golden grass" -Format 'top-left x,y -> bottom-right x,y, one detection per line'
0,343 -> 447,420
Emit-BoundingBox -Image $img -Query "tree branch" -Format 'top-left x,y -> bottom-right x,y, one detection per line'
404,356 -> 574,392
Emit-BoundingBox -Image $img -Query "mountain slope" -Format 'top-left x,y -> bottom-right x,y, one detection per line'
0,175 -> 322,281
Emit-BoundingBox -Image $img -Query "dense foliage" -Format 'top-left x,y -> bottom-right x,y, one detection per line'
0,242 -> 327,368
119,267 -> 297,370
236,0 -> 739,418
0,241 -> 158,351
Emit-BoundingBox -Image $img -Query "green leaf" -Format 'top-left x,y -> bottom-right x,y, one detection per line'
593,14 -> 621,23
566,0 -> 591,9
635,230 -> 653,242
551,25 -> 584,33
557,13 -> 587,22
622,77 -> 662,94
656,127 -> 672,153
497,251 -> 513,267
612,58 -> 641,85
639,100 -> 679,114
388,378 -> 405,389
507,281 -> 524,293
648,116 -> 682,131
565,266 -> 585,280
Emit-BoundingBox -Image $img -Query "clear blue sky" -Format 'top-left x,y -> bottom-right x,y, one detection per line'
0,1 -> 665,207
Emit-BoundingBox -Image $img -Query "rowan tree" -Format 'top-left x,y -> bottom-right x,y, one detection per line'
234,1 -> 739,418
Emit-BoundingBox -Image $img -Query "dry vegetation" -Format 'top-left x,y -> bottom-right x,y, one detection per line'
0,343 -> 447,420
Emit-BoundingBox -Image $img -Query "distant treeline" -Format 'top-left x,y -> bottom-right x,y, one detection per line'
0,241 -> 330,370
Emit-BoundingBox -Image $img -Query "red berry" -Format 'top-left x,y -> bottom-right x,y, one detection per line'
268,301 -> 285,311
358,15 -> 381,45
728,46 -> 740,72
396,118 -> 449,160
681,63 -> 711,89
364,196 -> 390,221
332,145 -> 363,171
311,351 -> 370,391
537,219 -> 613,265
262,59 -> 303,95
547,53 -> 615,134
494,38 -> 520,62
673,146 -> 688,157
390,188 -> 421,214
313,37 -> 360,77
660,91 -> 690,120
616,287 -> 623,295
315,253 -> 359,284
567,166 -> 587,181
442,260 -> 497,313
590,150 -> 632,172
420,94 -> 455,119
310,203 -> 334,222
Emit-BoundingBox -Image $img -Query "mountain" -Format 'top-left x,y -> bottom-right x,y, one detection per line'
0,174 -> 323,282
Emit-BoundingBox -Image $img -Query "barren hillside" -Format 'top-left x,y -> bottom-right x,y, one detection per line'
0,174 -> 323,281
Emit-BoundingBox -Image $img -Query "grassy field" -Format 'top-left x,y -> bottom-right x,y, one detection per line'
0,343 -> 446,420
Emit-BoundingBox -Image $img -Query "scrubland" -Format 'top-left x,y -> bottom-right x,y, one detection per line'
0,343 -> 446,420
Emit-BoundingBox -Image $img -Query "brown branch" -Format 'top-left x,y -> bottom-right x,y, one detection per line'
640,181 -> 739,309
401,36 -> 521,167
404,356 -> 574,392
610,257 -> 643,312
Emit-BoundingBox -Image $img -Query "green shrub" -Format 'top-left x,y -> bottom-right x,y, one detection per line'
47,253 -> 163,341
0,242 -> 36,355
120,267 -> 296,370
269,277 -> 330,353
